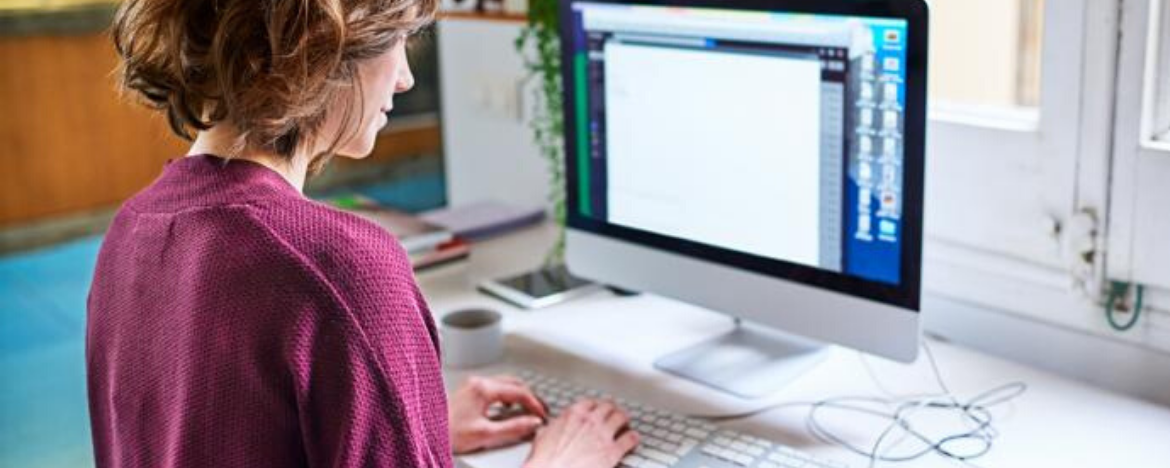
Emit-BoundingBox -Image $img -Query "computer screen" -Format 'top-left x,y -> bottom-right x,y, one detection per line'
565,1 -> 917,291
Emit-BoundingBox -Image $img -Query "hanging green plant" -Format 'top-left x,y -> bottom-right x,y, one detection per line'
515,0 -> 566,265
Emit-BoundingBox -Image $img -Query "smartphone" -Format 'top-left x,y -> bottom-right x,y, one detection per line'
477,264 -> 602,309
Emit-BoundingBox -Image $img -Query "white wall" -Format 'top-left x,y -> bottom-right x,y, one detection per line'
437,18 -> 551,210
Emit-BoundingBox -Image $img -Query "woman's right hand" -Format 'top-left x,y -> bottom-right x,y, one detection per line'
523,399 -> 640,468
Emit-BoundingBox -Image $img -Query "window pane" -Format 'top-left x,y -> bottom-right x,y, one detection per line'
928,0 -> 1044,109
1151,0 -> 1170,142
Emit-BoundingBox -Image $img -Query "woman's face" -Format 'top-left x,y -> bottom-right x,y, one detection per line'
329,38 -> 415,158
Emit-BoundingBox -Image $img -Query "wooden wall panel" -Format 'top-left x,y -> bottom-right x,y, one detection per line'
0,33 -> 187,227
0,33 -> 440,228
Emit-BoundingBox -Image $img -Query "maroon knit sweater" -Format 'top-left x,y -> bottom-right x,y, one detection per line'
86,155 -> 452,468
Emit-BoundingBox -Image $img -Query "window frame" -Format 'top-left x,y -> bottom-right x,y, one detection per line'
922,0 -> 1122,332
1146,0 -> 1170,146
1108,0 -> 1170,295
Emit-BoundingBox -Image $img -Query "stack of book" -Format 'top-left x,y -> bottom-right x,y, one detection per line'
327,195 -> 471,271
419,201 -> 545,241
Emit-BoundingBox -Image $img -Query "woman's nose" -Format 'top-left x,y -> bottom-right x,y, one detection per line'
397,65 -> 415,93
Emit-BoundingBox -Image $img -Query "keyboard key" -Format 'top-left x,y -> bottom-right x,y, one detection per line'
780,457 -> 807,468
685,428 -> 710,439
658,441 -> 680,453
701,445 -> 724,458
806,458 -> 847,468
620,454 -> 645,468
637,447 -> 679,465
732,453 -> 756,466
651,439 -> 678,453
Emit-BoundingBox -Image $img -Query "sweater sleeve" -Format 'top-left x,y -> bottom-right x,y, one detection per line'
282,208 -> 452,468
295,310 -> 418,467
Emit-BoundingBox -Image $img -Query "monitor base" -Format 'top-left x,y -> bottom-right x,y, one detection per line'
654,321 -> 829,400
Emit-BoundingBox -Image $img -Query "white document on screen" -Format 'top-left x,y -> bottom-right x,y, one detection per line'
604,42 -> 823,268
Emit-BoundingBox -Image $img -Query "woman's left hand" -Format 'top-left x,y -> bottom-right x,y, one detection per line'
448,374 -> 548,454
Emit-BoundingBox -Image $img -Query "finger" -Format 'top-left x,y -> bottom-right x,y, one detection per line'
493,381 -> 548,419
611,430 -> 640,461
479,379 -> 548,419
479,416 -> 543,450
590,400 -> 618,424
499,378 -> 548,415
602,406 -> 630,435
491,374 -> 525,386
569,398 -> 599,415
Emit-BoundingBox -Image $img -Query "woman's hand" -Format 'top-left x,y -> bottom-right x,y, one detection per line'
448,375 -> 548,454
523,399 -> 640,468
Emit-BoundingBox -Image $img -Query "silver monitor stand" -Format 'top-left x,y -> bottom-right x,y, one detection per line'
654,318 -> 830,399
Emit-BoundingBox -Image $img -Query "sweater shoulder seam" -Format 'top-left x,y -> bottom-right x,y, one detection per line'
240,205 -> 403,402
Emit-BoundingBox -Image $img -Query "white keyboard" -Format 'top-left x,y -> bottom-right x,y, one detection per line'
516,369 -> 850,468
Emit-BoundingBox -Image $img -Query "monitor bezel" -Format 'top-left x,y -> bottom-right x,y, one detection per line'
560,0 -> 928,311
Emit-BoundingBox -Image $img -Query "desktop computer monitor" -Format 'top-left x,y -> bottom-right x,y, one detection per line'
560,0 -> 928,398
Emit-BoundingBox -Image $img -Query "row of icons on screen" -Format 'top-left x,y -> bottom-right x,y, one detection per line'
856,187 -> 900,243
862,54 -> 901,75
859,80 -> 900,105
856,51 -> 901,243
859,106 -> 901,134
857,213 -> 898,241
859,132 -> 900,159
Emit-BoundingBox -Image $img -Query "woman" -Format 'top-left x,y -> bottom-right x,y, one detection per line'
85,0 -> 639,466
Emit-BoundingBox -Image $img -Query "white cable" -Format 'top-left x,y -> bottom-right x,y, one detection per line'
695,341 -> 1028,467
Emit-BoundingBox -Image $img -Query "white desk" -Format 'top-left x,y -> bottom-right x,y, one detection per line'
419,223 -> 1170,468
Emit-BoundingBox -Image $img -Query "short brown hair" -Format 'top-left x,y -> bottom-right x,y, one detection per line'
112,0 -> 436,162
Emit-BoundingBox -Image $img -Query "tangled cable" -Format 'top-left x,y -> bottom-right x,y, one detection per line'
698,342 -> 1028,467
804,343 -> 1027,467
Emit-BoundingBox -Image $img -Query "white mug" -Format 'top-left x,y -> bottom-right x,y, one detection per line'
440,308 -> 504,369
